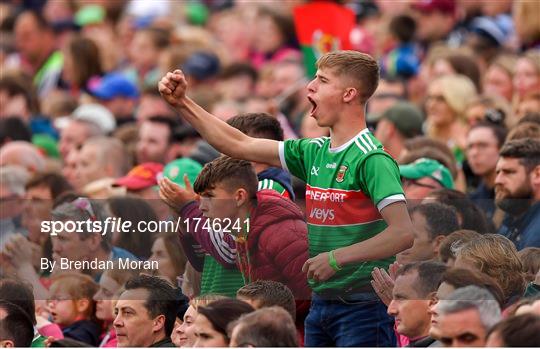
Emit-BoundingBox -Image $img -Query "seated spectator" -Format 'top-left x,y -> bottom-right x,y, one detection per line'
374,102 -> 424,159
486,313 -> 540,347
436,286 -> 501,347
464,95 -> 509,129
0,300 -> 34,348
397,203 -> 460,264
495,138 -> 540,249
148,232 -> 188,286
93,265 -> 141,347
172,295 -> 227,348
436,268 -> 505,308
387,261 -> 447,347
465,121 -> 507,220
399,158 -> 454,203
424,189 -> 493,234
438,230 -> 482,266
47,272 -> 101,346
159,156 -> 310,300
58,118 -> 104,160
454,234 -> 526,307
193,299 -> 254,347
49,198 -> 138,278
430,267 -> 505,345
113,275 -> 180,347
74,137 -> 130,190
136,116 -> 181,165
228,306 -> 299,347
23,172 -> 73,247
424,75 -> 478,164
0,166 -> 30,245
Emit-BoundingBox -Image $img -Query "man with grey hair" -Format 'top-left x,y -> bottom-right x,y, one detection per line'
74,137 -> 130,190
58,118 -> 104,160
436,285 -> 501,347
0,166 -> 29,248
49,198 -> 137,278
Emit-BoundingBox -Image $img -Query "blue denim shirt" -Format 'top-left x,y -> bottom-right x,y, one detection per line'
498,201 -> 540,250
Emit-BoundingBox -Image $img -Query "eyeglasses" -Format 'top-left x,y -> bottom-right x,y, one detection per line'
47,295 -> 72,304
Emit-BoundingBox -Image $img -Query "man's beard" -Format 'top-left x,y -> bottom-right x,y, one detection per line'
495,183 -> 533,216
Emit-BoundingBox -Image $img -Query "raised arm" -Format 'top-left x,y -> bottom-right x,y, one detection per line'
159,70 -> 281,167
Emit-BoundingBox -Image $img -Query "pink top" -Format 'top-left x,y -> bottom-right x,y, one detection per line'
38,323 -> 64,340
100,329 -> 117,347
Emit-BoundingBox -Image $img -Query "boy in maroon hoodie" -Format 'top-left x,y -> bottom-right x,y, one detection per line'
159,156 -> 310,301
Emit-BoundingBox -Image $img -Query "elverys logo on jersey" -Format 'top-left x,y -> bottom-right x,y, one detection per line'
336,165 -> 348,183
305,185 -> 381,226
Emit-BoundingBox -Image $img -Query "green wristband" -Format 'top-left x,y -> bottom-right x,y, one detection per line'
328,250 -> 342,271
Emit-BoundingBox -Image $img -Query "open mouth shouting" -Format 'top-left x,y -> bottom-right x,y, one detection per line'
308,96 -> 318,117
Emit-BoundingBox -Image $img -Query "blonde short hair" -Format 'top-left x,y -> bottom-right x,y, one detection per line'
317,50 -> 379,103
433,74 -> 478,119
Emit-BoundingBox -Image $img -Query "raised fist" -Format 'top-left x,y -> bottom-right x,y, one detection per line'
158,69 -> 188,108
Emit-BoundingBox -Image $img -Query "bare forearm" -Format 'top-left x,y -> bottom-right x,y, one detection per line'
176,98 -> 249,158
175,97 -> 281,166
334,226 -> 413,266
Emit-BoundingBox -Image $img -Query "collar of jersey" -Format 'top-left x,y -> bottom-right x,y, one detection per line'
328,128 -> 370,153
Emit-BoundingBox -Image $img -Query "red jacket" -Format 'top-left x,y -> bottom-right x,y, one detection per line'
179,190 -> 311,300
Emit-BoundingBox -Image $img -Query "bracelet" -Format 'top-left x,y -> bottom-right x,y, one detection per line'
328,250 -> 342,271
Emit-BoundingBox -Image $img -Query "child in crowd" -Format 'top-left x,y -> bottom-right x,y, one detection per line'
47,272 -> 102,346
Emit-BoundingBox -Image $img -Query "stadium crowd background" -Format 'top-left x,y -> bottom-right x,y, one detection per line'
0,0 -> 539,347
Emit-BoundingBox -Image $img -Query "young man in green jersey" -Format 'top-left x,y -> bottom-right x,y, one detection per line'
159,50 -> 414,346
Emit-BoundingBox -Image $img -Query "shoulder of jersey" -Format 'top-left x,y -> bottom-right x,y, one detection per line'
308,136 -> 330,148
353,131 -> 381,155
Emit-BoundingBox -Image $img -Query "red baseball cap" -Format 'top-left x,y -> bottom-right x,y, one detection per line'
114,162 -> 163,191
412,0 -> 456,15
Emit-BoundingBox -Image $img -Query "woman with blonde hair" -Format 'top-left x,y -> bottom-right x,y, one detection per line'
514,50 -> 540,102
425,74 -> 478,164
454,234 -> 526,308
171,295 -> 227,347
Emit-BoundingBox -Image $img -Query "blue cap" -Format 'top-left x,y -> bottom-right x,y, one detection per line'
182,52 -> 220,81
89,73 -> 140,100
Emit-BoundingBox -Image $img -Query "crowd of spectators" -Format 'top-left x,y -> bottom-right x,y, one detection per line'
1,0 -> 539,347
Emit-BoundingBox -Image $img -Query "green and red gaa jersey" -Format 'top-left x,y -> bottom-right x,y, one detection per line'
279,128 -> 405,293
